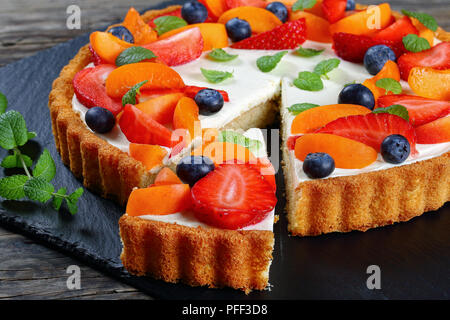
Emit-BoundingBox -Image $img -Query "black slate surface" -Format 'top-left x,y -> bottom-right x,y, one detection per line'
0,0 -> 449,300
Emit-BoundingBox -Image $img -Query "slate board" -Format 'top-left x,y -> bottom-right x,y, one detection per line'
0,0 -> 449,300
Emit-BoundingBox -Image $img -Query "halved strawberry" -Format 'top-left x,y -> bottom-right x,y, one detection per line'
322,0 -> 347,23
315,113 -> 417,154
88,45 -> 107,66
372,16 -> 418,42
73,64 -> 123,116
287,134 -> 302,151
332,32 -> 406,62
147,8 -> 183,28
415,116 -> 450,144
231,18 -> 306,49
397,42 -> 450,81
142,27 -> 204,66
225,0 -> 266,8
191,163 -> 277,230
183,86 -> 230,102
377,94 -> 450,126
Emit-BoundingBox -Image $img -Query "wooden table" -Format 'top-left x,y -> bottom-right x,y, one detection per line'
0,0 -> 448,300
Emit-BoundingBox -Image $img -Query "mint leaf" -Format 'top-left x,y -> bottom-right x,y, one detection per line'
288,103 -> 320,115
375,78 -> 402,95
0,175 -> 28,200
373,104 -> 409,122
293,71 -> 323,91
0,110 -> 29,150
122,80 -> 148,106
218,130 -> 262,153
27,132 -> 36,140
153,16 -> 187,36
207,49 -> 238,62
256,51 -> 288,73
65,187 -> 84,215
292,0 -> 317,12
0,92 -> 7,114
52,187 -> 67,211
401,10 -> 438,32
23,177 -> 54,203
402,34 -> 431,53
33,149 -> 56,182
116,47 -> 157,67
295,46 -> 324,57
1,153 -> 32,169
201,68 -> 233,84
313,58 -> 340,79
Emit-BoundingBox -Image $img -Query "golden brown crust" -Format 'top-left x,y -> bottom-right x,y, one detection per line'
119,214 -> 274,293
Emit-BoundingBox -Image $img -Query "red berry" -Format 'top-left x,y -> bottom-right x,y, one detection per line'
191,164 -> 277,230
287,135 -> 302,151
231,19 -> 306,50
372,16 -> 418,42
88,45 -> 107,66
183,85 -> 229,102
322,0 -> 347,23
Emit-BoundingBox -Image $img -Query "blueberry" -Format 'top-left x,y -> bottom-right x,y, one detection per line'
265,2 -> 288,23
108,26 -> 134,43
303,153 -> 335,179
346,0 -> 356,11
381,134 -> 410,164
338,84 -> 375,110
176,156 -> 215,187
85,107 -> 115,134
363,45 -> 396,75
181,1 -> 208,24
194,89 -> 224,116
225,18 -> 252,43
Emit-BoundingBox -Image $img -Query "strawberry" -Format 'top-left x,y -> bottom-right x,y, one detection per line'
287,135 -> 302,151
88,45 -> 107,66
231,18 -> 306,50
332,32 -> 406,62
147,8 -> 183,28
377,95 -> 450,127
191,163 -> 277,229
315,113 -> 418,154
183,86 -> 230,102
73,64 -> 123,116
225,0 -> 266,9
415,116 -> 450,144
397,42 -> 450,81
372,16 -> 418,42
322,0 -> 347,23
142,27 -> 204,66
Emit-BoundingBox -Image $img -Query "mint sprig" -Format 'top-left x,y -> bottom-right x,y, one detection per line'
0,92 -> 7,115
288,103 -> 320,115
0,92 -> 84,214
256,51 -> 288,73
122,80 -> 148,106
207,49 -> 238,62
292,0 -> 317,12
373,104 -> 409,122
116,47 -> 157,67
402,34 -> 431,53
375,78 -> 402,95
401,10 -> 438,32
295,46 -> 324,57
200,68 -> 233,84
153,16 -> 187,36
313,58 -> 340,80
293,71 -> 324,91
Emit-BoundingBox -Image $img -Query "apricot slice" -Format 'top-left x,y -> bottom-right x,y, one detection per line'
123,7 -> 158,45
200,0 -> 228,19
290,104 -> 372,134
218,7 -> 282,34
192,141 -> 257,165
289,11 -> 331,43
410,17 -> 434,46
201,128 -> 220,147
90,31 -> 133,64
126,184 -> 191,216
135,92 -> 185,125
105,62 -> 185,99
154,167 -> 182,185
129,143 -> 168,171
415,116 -> 450,144
362,60 -> 400,100
294,133 -> 378,169
173,97 -> 201,141
408,67 -> 450,100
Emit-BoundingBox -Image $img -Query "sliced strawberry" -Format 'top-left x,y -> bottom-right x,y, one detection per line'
372,16 -> 418,42
225,0 -> 266,9
119,104 -> 176,147
415,116 -> 450,144
231,18 -> 306,50
142,27 -> 204,66
332,32 -> 406,62
191,163 -> 277,230
287,134 -> 302,151
88,45 -> 107,66
397,42 -> 450,81
73,64 -> 123,116
147,8 -> 183,28
315,113 -> 417,154
249,157 -> 277,192
377,95 -> 450,126
183,86 -> 230,102
322,0 -> 347,23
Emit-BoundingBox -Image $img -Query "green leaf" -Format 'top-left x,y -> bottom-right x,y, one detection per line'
292,0 -> 317,12
218,130 -> 262,153
207,48 -> 238,62
1,153 -> 32,169
402,34 -> 431,53
65,187 -> 84,215
52,187 -> 67,211
200,68 -> 233,84
23,177 -> 54,203
401,10 -> 438,32
122,80 -> 148,106
294,46 -> 324,57
373,104 -> 409,122
153,16 -> 187,36
0,92 -> 7,114
115,47 -> 157,67
32,149 -> 56,182
0,175 -> 28,200
288,103 -> 320,115
256,51 -> 288,73
313,58 -> 340,79
27,132 -> 36,140
0,110 -> 29,150
375,78 -> 403,95
293,71 -> 323,91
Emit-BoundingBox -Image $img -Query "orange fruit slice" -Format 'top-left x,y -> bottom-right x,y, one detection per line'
129,144 -> 168,171
89,31 -> 133,64
154,167 -> 183,185
408,67 -> 450,100
218,6 -> 282,34
123,7 -> 158,45
173,97 -> 201,141
192,141 -> 257,165
362,60 -> 401,100
135,92 -> 185,125
289,11 -> 331,43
